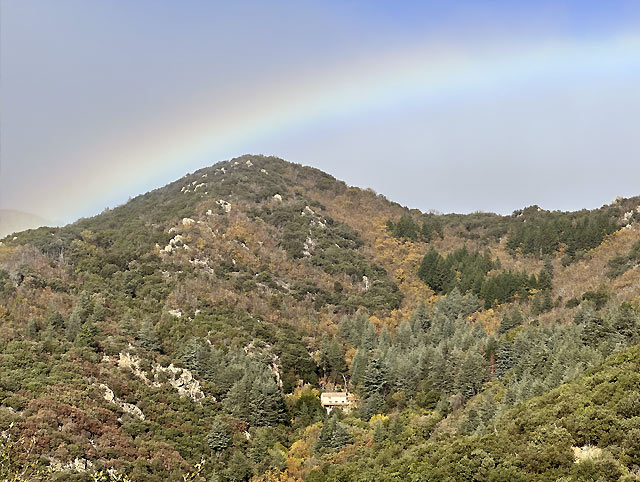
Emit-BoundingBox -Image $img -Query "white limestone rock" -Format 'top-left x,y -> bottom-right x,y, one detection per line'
216,199 -> 232,213
98,383 -> 145,420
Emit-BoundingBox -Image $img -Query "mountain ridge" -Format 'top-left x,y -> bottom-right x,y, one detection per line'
1,154 -> 640,481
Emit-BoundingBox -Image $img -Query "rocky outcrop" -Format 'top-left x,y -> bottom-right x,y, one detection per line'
154,364 -> 205,402
102,352 -> 205,403
98,384 -> 145,420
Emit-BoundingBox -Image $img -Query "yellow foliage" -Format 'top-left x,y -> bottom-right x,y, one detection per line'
369,413 -> 389,426
288,440 -> 308,459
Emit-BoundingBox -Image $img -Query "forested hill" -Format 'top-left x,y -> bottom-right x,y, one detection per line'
1,155 -> 640,481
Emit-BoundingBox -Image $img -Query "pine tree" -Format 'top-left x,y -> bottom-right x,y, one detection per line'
363,356 -> 389,395
248,374 -> 287,426
410,301 -> 431,332
316,413 -> 352,451
373,419 -> 386,443
418,248 -> 452,293
396,321 -> 414,350
119,311 -> 137,337
76,321 -> 98,347
610,302 -> 639,343
225,450 -> 251,482
224,375 -> 252,420
377,326 -> 392,353
65,305 -> 83,341
541,292 -> 553,313
138,318 -> 161,352
350,348 -> 368,386
45,309 -> 64,331
25,317 -> 39,338
91,300 -> 106,322
456,351 -> 487,398
207,416 -> 231,454
327,338 -> 346,382
391,352 -> 418,395
496,342 -> 514,379
499,308 -> 524,334
360,321 -> 377,351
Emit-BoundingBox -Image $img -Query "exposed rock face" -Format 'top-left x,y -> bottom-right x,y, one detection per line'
573,445 -> 602,462
98,384 -> 145,420
362,275 -> 370,291
155,364 -> 206,402
216,199 -> 232,213
49,457 -> 95,473
103,352 -> 205,403
182,217 -> 196,226
163,234 -> 184,253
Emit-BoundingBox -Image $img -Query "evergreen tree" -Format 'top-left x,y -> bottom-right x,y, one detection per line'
138,318 -> 161,351
26,317 -> 39,338
248,374 -> 287,427
456,351 -> 487,398
372,419 -> 386,443
65,305 -> 83,341
45,309 -> 64,331
390,215 -> 419,241
76,321 -> 98,347
316,413 -> 353,451
410,301 -> 431,332
360,321 -> 377,351
496,342 -> 514,379
396,321 -> 414,350
377,326 -> 392,353
541,292 -> 553,312
91,300 -> 106,322
350,348 -> 368,386
225,450 -> 252,482
363,356 -> 389,395
207,417 -> 231,454
499,308 -> 524,334
609,302 -> 639,343
391,352 -> 419,395
418,248 -> 452,293
224,375 -> 252,420
325,338 -> 346,383
119,311 -> 137,337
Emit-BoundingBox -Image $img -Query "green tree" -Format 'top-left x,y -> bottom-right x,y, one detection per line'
316,414 -> 353,452
138,318 -> 160,351
65,305 -> 83,341
76,321 -> 98,347
225,450 -> 252,482
248,374 -> 287,427
363,356 -> 389,395
207,417 -> 231,454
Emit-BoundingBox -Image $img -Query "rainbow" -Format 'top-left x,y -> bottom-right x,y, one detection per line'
73,33 -> 640,217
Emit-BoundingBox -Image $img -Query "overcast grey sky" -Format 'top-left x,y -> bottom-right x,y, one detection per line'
2,0 -> 640,224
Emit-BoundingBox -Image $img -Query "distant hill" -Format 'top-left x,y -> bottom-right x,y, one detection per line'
0,209 -> 51,238
0,155 -> 639,481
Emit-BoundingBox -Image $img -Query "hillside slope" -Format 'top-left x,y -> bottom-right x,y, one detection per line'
1,155 -> 639,481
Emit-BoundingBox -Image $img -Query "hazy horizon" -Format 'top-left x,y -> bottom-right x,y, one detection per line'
2,1 -> 640,224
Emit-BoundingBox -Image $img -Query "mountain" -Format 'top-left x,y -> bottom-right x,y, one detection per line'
0,209 -> 52,238
1,155 -> 639,482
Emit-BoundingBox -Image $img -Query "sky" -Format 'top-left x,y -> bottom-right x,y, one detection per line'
1,0 -> 640,225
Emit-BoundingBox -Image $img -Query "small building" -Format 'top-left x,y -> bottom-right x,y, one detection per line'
320,392 -> 355,414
